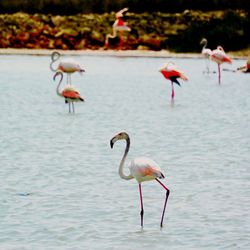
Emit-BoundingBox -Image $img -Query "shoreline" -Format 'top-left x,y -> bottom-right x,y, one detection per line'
0,48 -> 247,59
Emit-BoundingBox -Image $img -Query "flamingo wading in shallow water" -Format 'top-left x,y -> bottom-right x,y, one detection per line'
53,71 -> 84,113
50,51 -> 85,84
159,62 -> 188,101
110,132 -> 170,228
200,38 -> 212,73
105,8 -> 131,49
210,46 -> 232,83
237,56 -> 250,73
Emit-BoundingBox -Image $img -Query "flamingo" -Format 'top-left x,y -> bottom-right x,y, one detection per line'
105,8 -> 131,49
159,62 -> 188,101
210,46 -> 232,83
53,71 -> 84,113
237,56 -> 250,73
110,132 -> 170,228
50,51 -> 85,84
200,38 -> 212,73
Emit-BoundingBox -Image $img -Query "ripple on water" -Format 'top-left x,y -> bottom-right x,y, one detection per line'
0,55 -> 249,249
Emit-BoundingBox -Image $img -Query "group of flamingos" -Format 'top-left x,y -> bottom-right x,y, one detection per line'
50,51 -> 85,113
48,9 -> 248,229
200,38 -> 233,83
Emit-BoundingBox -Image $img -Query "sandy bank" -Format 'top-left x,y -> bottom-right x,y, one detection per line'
0,48 -> 246,59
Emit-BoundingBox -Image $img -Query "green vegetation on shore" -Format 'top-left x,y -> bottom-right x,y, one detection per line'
0,10 -> 249,53
0,0 -> 249,14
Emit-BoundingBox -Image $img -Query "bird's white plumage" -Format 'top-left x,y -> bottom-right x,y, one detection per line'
210,46 -> 232,64
128,157 -> 163,183
59,59 -> 84,73
202,48 -> 212,58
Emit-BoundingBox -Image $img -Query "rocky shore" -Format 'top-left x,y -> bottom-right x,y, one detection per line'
0,10 -> 249,54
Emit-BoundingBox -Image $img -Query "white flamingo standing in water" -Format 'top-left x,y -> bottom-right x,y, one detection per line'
110,132 -> 170,228
200,38 -> 212,73
50,51 -> 85,84
105,8 -> 131,49
210,46 -> 232,84
159,62 -> 188,102
53,71 -> 84,113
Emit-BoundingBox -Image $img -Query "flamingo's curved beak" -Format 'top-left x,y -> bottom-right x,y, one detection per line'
110,140 -> 114,149
79,68 -> 85,75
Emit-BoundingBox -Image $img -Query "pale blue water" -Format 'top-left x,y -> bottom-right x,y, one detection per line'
0,54 -> 249,250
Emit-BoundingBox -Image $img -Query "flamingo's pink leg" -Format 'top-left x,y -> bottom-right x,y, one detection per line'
218,63 -> 221,84
155,178 -> 170,227
171,82 -> 175,100
138,183 -> 144,228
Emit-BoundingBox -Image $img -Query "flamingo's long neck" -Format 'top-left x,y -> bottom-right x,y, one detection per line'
50,54 -> 59,72
105,29 -> 118,45
119,137 -> 133,180
56,74 -> 63,97
202,43 -> 206,52
202,40 -> 207,52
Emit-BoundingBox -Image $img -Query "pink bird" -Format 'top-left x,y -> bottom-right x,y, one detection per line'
200,38 -> 212,73
159,62 -> 188,101
50,51 -> 85,84
110,132 -> 170,228
53,71 -> 84,113
105,8 -> 131,49
210,46 -> 232,83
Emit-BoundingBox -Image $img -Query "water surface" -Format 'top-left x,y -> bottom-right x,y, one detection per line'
0,54 -> 249,249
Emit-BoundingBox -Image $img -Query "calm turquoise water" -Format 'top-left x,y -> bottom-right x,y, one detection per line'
0,54 -> 249,249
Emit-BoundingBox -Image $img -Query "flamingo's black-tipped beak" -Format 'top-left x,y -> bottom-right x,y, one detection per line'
79,69 -> 86,75
110,140 -> 114,149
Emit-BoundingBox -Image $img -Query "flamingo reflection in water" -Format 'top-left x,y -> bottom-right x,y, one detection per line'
110,132 -> 170,228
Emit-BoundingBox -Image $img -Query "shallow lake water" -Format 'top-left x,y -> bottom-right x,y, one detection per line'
0,54 -> 249,249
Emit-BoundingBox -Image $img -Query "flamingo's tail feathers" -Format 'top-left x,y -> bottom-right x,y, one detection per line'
65,100 -> 68,104
180,73 -> 188,81
155,171 -> 165,179
80,97 -> 84,102
158,172 -> 165,179
172,78 -> 181,86
225,57 -> 232,64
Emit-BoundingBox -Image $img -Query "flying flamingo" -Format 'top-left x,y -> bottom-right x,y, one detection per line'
50,51 -> 85,84
200,38 -> 212,73
159,62 -> 188,101
53,71 -> 84,113
105,8 -> 131,49
110,132 -> 170,228
210,46 -> 232,83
